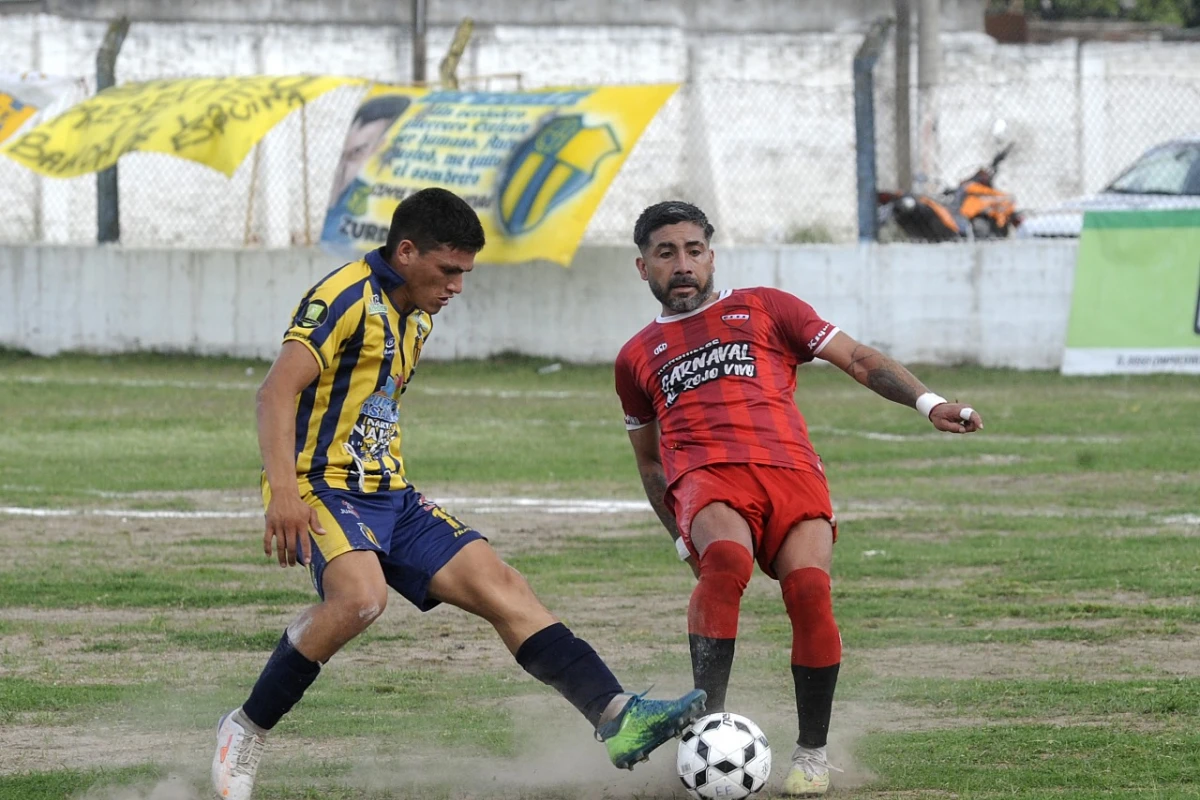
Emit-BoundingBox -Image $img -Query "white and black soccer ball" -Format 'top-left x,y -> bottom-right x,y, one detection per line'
676,712 -> 772,800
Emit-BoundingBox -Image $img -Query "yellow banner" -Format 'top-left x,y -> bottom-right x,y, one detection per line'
2,75 -> 363,178
0,93 -> 35,145
321,84 -> 678,266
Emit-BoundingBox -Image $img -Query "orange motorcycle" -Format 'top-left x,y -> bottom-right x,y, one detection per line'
878,144 -> 1021,242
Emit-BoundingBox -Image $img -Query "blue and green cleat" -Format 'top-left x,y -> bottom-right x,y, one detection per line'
597,688 -> 707,770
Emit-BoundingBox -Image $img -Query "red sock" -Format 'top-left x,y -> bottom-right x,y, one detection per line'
687,540 -> 754,639
781,567 -> 841,668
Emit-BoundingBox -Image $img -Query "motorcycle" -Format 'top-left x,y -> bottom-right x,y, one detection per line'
878,144 -> 1022,242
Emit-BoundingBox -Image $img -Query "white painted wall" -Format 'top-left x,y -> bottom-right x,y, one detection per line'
0,241 -> 1078,369
0,15 -> 1198,248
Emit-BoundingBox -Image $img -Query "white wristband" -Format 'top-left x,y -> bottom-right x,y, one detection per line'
915,392 -> 948,419
674,536 -> 691,560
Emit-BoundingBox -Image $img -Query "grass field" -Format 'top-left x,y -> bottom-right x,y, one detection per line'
1,349 -> 1198,800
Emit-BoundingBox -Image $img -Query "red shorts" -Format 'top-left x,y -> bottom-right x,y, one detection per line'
669,463 -> 837,579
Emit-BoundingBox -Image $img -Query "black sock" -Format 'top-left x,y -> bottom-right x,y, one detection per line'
689,634 -> 736,713
241,631 -> 322,731
515,622 -> 624,727
791,663 -> 839,747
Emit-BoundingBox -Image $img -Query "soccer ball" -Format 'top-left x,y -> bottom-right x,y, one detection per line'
676,712 -> 772,799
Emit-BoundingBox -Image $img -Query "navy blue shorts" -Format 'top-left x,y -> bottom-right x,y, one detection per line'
294,485 -> 484,611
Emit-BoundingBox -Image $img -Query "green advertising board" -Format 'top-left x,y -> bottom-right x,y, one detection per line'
1062,209 -> 1200,375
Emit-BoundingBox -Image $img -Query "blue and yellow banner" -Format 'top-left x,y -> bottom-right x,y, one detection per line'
0,73 -> 78,145
321,83 -> 678,266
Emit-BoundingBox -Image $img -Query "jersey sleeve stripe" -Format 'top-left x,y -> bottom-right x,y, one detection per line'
283,333 -> 328,370
812,327 -> 841,356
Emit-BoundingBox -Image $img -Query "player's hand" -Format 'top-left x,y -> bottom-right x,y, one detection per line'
929,402 -> 983,434
263,492 -> 325,567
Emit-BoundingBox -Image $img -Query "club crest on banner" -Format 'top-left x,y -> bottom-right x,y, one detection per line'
498,115 -> 620,235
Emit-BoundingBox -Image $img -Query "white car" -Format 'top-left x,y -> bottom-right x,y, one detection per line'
1018,135 -> 1200,238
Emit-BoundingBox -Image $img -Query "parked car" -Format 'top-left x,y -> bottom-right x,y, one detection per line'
1018,135 -> 1200,238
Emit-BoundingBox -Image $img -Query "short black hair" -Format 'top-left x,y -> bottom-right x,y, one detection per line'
352,95 -> 410,127
384,187 -> 486,256
633,201 -> 714,250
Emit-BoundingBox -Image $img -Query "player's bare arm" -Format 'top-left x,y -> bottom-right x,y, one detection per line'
627,423 -> 700,576
818,331 -> 983,434
627,423 -> 678,538
256,340 -> 326,567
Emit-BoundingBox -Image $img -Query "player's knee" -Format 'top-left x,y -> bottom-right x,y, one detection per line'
698,540 -> 754,593
331,585 -> 388,630
781,565 -> 831,606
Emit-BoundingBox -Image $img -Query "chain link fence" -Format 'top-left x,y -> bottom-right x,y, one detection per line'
872,40 -> 1200,242
2,31 -> 1199,249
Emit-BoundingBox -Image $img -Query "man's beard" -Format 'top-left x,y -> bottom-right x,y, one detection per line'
650,273 -> 715,313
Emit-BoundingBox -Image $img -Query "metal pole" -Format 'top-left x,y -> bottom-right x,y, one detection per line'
895,0 -> 912,190
854,17 -> 894,243
916,0 -> 940,190
412,0 -> 428,85
96,16 -> 129,244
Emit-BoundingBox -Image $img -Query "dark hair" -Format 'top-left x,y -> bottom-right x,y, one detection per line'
633,201 -> 715,250
352,95 -> 410,128
385,187 -> 486,256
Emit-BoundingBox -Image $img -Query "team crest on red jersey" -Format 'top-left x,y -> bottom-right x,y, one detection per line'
721,307 -> 752,328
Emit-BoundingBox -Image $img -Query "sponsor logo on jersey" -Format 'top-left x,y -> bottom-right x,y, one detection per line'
653,342 -> 668,356
338,499 -> 361,519
807,323 -> 833,352
656,337 -> 758,407
367,294 -> 388,316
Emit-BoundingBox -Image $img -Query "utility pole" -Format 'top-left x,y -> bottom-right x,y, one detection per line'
854,17 -> 894,242
916,0 -> 940,191
412,0 -> 428,85
895,0 -> 912,190
96,16 -> 129,244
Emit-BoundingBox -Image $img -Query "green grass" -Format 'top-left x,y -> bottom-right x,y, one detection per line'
1,351 -> 1198,799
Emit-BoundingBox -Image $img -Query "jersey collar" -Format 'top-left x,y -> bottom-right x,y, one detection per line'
365,247 -> 407,293
655,289 -> 732,323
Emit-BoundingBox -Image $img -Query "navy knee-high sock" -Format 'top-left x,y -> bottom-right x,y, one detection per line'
515,622 -> 624,727
241,631 -> 321,731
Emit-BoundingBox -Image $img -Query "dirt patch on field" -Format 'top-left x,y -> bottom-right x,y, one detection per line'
3,492 -> 1198,798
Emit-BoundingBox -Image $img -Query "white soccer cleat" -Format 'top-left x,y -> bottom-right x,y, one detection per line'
782,744 -> 841,796
211,708 -> 266,800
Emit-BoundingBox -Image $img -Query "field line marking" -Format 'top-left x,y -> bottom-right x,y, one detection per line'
1,374 -> 606,399
0,496 -> 653,519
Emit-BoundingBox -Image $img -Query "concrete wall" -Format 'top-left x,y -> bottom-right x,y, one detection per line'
0,241 -> 1079,368
34,0 -> 987,32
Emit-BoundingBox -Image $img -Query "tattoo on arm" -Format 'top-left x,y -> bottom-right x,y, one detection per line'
844,344 -> 926,408
639,465 -> 679,539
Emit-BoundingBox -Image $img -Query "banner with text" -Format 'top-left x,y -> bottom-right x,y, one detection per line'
321,83 -> 678,266
2,75 -> 363,177
1062,210 -> 1200,375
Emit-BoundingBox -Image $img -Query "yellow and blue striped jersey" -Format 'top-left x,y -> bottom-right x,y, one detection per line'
282,248 -> 432,494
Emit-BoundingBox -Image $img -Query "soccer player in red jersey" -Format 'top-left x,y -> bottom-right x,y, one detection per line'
614,201 -> 983,796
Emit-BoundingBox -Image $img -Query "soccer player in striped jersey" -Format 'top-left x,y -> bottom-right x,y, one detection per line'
614,201 -> 983,796
212,189 -> 705,800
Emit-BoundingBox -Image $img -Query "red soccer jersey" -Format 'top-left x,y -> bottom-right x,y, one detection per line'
614,287 -> 839,487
